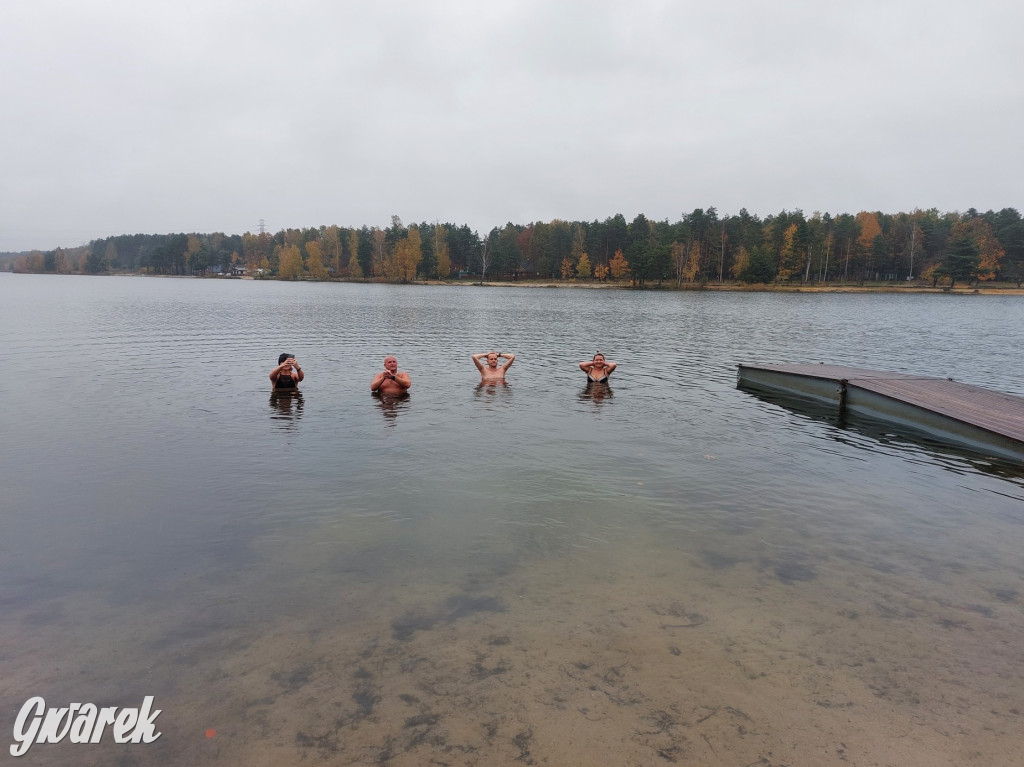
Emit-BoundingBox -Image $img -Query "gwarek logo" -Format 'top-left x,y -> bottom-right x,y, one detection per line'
10,696 -> 162,757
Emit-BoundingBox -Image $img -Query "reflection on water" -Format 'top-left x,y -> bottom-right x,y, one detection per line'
371,390 -> 410,424
269,390 -> 304,427
1,275 -> 1023,766
578,381 -> 613,405
742,384 -> 1024,484
474,379 -> 512,396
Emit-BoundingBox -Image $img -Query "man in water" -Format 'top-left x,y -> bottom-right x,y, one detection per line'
472,350 -> 516,381
370,355 -> 411,394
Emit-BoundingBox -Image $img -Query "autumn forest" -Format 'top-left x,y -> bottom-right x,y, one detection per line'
8,207 -> 1024,289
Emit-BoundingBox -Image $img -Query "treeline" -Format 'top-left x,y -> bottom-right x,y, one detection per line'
9,207 -> 1024,288
7,232 -> 246,276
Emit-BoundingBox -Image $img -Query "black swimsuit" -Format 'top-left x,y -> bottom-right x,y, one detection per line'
587,373 -> 609,383
275,374 -> 297,390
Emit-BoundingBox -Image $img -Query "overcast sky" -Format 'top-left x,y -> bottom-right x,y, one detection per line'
2,0 -> 1021,252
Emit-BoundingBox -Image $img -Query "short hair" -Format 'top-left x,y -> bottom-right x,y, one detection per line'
279,353 -> 293,364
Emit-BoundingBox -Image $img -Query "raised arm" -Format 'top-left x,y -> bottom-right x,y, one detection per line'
472,353 -> 486,371
270,358 -> 298,383
578,360 -> 594,372
603,361 -> 617,374
370,371 -> 386,392
499,352 -> 516,370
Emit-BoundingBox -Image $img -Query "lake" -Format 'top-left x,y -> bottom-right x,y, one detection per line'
1,273 -> 1023,766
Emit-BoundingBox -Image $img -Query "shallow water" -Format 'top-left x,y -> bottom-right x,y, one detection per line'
1,274 -> 1023,766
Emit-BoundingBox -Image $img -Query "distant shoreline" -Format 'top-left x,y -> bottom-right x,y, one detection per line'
6,271 -> 1023,294
428,280 -> 1024,295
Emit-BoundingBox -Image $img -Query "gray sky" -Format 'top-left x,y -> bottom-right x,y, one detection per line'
2,0 -> 1022,252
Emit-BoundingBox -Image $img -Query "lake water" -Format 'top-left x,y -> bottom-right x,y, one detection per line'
1,273 -> 1023,766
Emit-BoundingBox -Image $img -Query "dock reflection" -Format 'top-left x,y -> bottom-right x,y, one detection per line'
741,385 -> 1024,483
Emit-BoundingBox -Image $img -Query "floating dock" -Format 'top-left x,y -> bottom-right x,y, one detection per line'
737,363 -> 1024,464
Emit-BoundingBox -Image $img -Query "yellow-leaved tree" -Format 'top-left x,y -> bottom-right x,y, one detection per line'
560,257 -> 575,279
576,252 -> 592,279
730,246 -> 750,279
594,263 -> 609,281
855,212 -> 882,251
371,228 -> 386,277
278,244 -> 304,279
323,225 -> 342,274
609,249 -> 630,280
347,252 -> 363,279
672,242 -> 686,284
305,241 -> 327,280
967,217 -> 1004,281
389,226 -> 422,282
682,242 -> 702,283
776,223 -> 799,282
347,230 -> 361,277
242,232 -> 269,271
855,211 -> 882,277
54,247 -> 71,274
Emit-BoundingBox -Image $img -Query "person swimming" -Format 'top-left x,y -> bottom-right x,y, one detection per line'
472,350 -> 516,381
370,355 -> 411,394
578,351 -> 617,382
270,353 -> 304,390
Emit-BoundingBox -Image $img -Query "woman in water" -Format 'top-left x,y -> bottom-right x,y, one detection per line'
578,351 -> 617,382
269,353 -> 304,390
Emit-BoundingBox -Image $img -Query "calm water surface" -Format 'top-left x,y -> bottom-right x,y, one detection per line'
1,274 -> 1023,766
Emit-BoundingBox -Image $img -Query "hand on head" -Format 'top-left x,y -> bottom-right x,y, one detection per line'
271,352 -> 303,385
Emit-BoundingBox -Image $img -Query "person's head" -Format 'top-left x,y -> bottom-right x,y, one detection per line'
384,356 -> 398,372
592,351 -> 606,366
486,352 -> 499,367
279,353 -> 293,365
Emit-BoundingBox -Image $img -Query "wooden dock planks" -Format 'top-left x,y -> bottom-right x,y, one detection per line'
737,363 -> 1024,461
